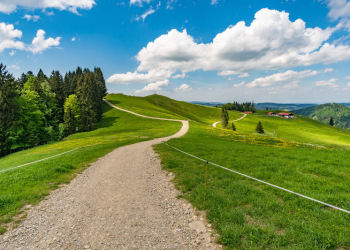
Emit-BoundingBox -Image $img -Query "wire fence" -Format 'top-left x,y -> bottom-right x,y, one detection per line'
163,142 -> 350,215
0,142 -> 102,174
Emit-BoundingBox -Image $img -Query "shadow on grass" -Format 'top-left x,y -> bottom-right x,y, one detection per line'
96,103 -> 120,129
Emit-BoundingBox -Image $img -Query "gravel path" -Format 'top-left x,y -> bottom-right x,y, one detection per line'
0,102 -> 220,249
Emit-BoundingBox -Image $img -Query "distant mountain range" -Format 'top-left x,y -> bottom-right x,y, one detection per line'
191,101 -> 350,113
294,103 -> 350,130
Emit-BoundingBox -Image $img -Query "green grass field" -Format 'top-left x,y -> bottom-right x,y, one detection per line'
155,122 -> 350,249
0,101 -> 181,231
2,93 -> 350,249
218,110 -> 350,148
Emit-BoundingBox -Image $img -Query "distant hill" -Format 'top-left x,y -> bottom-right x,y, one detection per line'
294,103 -> 350,129
192,101 -> 317,110
255,103 -> 316,110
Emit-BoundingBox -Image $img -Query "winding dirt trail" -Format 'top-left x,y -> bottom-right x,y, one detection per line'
212,113 -> 247,128
0,101 -> 219,249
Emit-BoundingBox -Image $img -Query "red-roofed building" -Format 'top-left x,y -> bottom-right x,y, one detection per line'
244,111 -> 253,114
267,112 -> 276,116
278,112 -> 294,118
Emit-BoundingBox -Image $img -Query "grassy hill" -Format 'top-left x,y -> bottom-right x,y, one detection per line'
105,93 -> 242,124
294,103 -> 350,130
218,109 -> 350,147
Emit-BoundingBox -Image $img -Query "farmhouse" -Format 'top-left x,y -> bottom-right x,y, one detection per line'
267,112 -> 276,116
244,111 -> 253,114
278,112 -> 294,118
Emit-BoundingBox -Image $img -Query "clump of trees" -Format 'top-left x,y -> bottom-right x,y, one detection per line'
222,101 -> 255,113
0,63 -> 106,157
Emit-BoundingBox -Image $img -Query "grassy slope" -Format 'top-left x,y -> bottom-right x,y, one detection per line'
218,110 -> 350,147
106,94 -> 242,124
0,102 -> 181,230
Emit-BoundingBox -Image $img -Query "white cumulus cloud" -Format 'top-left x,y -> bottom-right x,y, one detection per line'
0,22 -> 25,53
107,69 -> 172,84
135,79 -> 169,93
328,0 -> 350,20
23,14 -> 40,22
245,70 -> 319,88
109,8 -> 350,85
174,83 -> 192,92
0,0 -> 95,14
28,29 -> 61,54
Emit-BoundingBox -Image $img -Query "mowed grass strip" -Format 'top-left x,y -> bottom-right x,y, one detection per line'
0,102 -> 181,230
155,122 -> 350,249
106,94 -> 242,124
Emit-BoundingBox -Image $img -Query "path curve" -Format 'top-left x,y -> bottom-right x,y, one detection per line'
0,101 -> 219,249
212,113 -> 247,128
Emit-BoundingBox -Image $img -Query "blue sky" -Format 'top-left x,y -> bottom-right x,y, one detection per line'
1,0 -> 350,103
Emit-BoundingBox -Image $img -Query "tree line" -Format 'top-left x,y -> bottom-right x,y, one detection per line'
0,63 -> 107,157
222,101 -> 256,113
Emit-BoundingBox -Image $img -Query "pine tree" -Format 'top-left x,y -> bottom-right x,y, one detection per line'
255,121 -> 264,134
94,67 -> 107,120
37,69 -> 47,83
0,64 -> 19,156
329,116 -> 334,126
231,122 -> 236,131
221,107 -> 229,128
76,71 -> 99,131
49,70 -> 64,122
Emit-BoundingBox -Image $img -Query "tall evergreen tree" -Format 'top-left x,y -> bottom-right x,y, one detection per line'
37,69 -> 47,83
221,107 -> 229,128
49,70 -> 64,122
76,71 -> 99,131
0,64 -> 19,156
94,67 -> 107,120
329,116 -> 334,126
255,121 -> 264,134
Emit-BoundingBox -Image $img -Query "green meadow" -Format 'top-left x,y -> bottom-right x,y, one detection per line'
218,110 -> 350,147
1,93 -> 350,249
155,122 -> 350,248
0,101 -> 181,231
